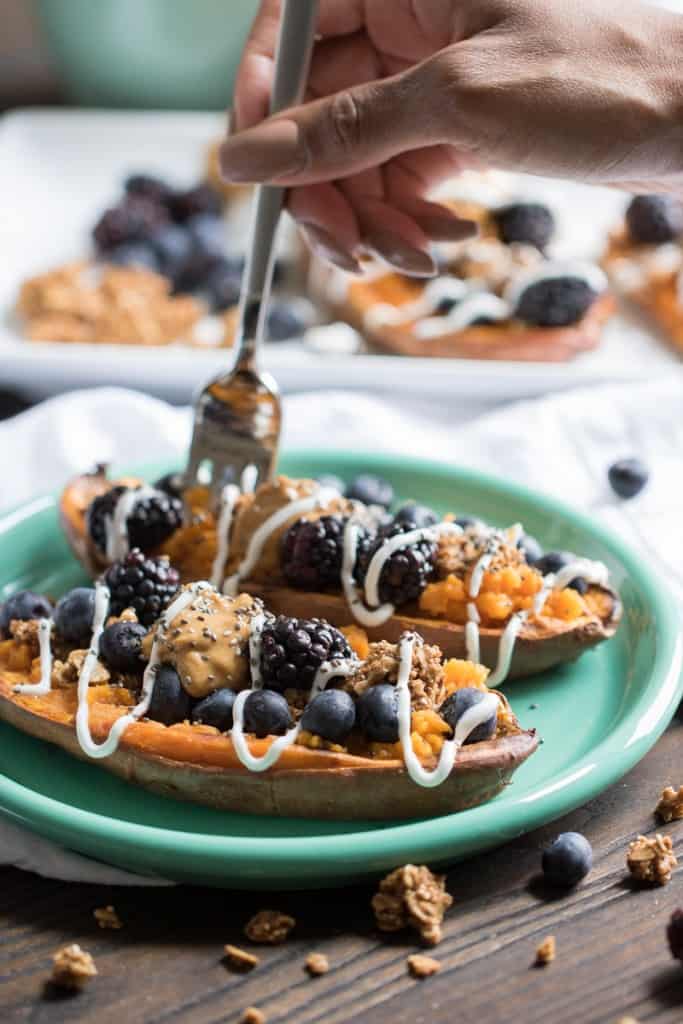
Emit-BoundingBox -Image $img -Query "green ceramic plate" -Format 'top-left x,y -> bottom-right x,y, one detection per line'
0,452 -> 680,889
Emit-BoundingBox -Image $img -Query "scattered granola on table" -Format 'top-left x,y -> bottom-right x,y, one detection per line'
241,1008 -> 266,1024
304,952 -> 329,976
50,943 -> 97,990
535,935 -> 556,966
627,834 -> 677,885
372,864 -> 453,946
655,786 -> 683,823
224,944 -> 259,971
407,953 -> 442,978
244,910 -> 296,945
93,905 -> 123,930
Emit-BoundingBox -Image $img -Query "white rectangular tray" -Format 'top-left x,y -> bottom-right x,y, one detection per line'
1,108 -> 681,402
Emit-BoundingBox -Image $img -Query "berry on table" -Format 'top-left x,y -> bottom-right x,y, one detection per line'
281,516 -> 346,591
191,689 -> 236,732
243,689 -> 293,737
542,832 -> 593,886
103,550 -> 180,627
346,474 -> 394,509
515,276 -> 597,327
99,621 -> 147,674
146,663 -> 192,725
87,486 -> 183,555
0,591 -> 53,638
355,521 -> 436,606
439,687 -> 497,744
494,202 -> 556,250
356,683 -> 399,742
300,689 -> 356,743
54,588 -> 96,647
393,502 -> 439,529
626,194 -> 683,245
608,457 -> 649,499
667,908 -> 683,961
260,616 -> 352,691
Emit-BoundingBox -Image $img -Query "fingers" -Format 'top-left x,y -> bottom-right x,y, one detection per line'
288,183 -> 363,273
220,60 -> 448,187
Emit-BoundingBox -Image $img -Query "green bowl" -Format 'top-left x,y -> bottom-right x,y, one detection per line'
37,0 -> 259,109
0,451 -> 680,889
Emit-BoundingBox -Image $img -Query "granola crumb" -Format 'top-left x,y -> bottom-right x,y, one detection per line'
535,935 -> 556,966
407,953 -> 442,978
241,1008 -> 266,1024
655,786 -> 683,823
50,943 -> 97,990
244,910 -> 296,945
372,864 -> 453,946
627,834 -> 677,885
93,905 -> 122,930
616,1018 -> 640,1024
224,944 -> 259,971
304,952 -> 329,976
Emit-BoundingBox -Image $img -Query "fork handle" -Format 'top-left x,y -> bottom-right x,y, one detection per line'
235,0 -> 319,363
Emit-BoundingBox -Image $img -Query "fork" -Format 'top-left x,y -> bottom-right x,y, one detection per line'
184,0 -> 319,498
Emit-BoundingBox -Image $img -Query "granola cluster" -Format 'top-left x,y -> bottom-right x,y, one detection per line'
535,935 -> 556,966
50,944 -> 97,990
372,864 -> 453,946
93,905 -> 123,930
626,834 -> 678,885
244,910 -> 296,945
17,262 -> 203,346
347,639 -> 446,710
304,952 -> 329,976
436,526 -> 523,579
406,953 -> 442,978
655,786 -> 683,823
224,944 -> 259,971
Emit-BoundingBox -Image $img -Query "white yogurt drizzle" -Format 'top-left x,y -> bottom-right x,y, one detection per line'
415,293 -> 509,339
210,483 -> 241,590
13,618 -> 53,695
396,633 -> 500,787
75,581 -> 212,759
223,487 -> 338,596
503,261 -> 608,309
364,277 -> 469,331
105,485 -> 160,562
240,464 -> 258,494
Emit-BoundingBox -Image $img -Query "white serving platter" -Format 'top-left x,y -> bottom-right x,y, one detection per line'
1,108 -> 682,402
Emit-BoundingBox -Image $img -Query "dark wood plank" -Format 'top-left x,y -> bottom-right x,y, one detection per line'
3,709 -> 683,1024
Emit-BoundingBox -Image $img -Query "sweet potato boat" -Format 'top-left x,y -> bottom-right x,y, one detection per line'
314,266 -> 616,362
0,670 -> 537,820
59,469 -> 622,681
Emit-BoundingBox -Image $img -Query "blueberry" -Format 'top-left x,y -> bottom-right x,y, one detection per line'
124,173 -> 173,205
518,533 -> 543,566
107,241 -> 160,272
267,302 -> 307,341
186,213 -> 226,263
455,516 -> 478,530
243,689 -> 293,738
153,472 -> 184,499
146,663 -> 192,725
316,474 -> 346,494
54,588 -> 96,647
149,223 -> 194,284
300,689 -> 356,743
0,590 -> 53,638
494,202 -> 556,250
516,277 -> 597,327
626,194 -> 683,245
191,688 -> 236,731
568,577 -> 588,595
393,502 -> 439,529
346,474 -> 394,509
356,684 -> 399,743
204,256 -> 243,311
99,621 -> 147,674
608,457 -> 649,500
542,831 -> 593,887
667,908 -> 683,961
168,183 -> 222,223
534,551 -> 572,576
435,296 -> 459,315
439,687 -> 497,744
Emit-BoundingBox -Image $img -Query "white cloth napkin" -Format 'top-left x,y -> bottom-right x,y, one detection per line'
0,380 -> 680,883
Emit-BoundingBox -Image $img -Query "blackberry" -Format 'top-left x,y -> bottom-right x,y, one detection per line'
124,173 -> 174,205
87,486 -> 183,555
260,615 -> 353,691
494,202 -> 555,250
153,472 -> 185,499
93,197 -> 169,253
515,276 -> 597,327
103,549 -> 180,626
168,183 -> 222,223
355,522 -> 436,607
626,194 -> 683,245
281,516 -> 346,591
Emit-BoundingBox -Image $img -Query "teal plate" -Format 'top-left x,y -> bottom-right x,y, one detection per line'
0,451 -> 681,889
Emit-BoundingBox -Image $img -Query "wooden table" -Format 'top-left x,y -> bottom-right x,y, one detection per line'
3,709 -> 683,1024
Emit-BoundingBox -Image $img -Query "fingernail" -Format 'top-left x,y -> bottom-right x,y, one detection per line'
365,229 -> 436,277
415,215 -> 479,243
302,225 -> 362,274
219,118 -> 304,183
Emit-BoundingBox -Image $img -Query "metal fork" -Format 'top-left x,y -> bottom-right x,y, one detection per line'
185,0 -> 319,498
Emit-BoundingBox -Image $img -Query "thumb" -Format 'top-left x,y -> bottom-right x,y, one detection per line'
219,58 -> 450,186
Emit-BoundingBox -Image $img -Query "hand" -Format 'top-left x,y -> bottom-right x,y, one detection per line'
221,0 -> 683,276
